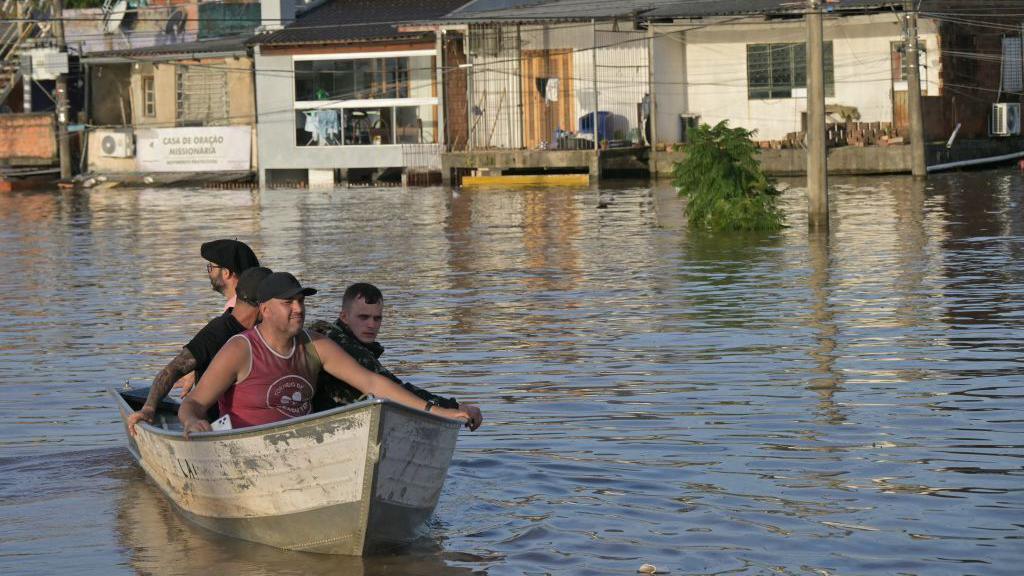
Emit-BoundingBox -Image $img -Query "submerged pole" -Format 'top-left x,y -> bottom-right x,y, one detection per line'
905,1 -> 927,177
806,0 -> 828,231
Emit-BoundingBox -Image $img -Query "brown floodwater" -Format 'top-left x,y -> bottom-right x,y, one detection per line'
1,171 -> 1022,575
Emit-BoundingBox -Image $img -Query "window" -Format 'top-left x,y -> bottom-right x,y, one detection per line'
292,55 -> 437,147
143,76 -> 156,117
747,42 -> 834,99
1002,37 -> 1022,93
176,65 -> 228,126
343,108 -> 393,145
294,57 -> 411,102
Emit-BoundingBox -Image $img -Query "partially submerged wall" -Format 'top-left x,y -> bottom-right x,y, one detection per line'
0,114 -> 56,167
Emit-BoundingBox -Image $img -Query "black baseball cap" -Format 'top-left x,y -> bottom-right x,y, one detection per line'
201,239 -> 259,275
236,266 -> 273,306
257,272 -> 317,304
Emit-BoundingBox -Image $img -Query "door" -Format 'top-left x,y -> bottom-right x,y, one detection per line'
520,49 -> 574,149
891,40 -> 925,137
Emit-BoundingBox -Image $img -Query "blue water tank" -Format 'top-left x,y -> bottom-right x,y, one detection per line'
579,111 -> 612,141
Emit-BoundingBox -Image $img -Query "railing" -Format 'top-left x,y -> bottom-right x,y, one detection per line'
0,0 -> 53,107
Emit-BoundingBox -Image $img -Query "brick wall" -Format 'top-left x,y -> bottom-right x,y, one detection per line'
940,17 -> 1024,138
444,33 -> 468,152
0,114 -> 57,166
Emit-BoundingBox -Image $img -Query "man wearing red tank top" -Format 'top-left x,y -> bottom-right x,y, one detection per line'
178,272 -> 475,437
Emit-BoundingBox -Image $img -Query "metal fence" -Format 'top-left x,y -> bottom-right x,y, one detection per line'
464,22 -> 649,151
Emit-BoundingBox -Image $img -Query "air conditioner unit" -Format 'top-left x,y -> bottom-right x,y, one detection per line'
992,103 -> 1021,136
100,130 -> 134,158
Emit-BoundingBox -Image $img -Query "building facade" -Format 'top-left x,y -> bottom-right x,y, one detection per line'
252,0 -> 467,188
82,36 -> 256,174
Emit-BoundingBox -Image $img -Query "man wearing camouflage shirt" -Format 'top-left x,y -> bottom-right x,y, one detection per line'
309,283 -> 483,430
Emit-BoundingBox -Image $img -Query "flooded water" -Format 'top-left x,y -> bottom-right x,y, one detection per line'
1,170 -> 1022,575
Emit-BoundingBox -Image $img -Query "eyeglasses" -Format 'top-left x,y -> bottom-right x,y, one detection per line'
206,263 -> 224,273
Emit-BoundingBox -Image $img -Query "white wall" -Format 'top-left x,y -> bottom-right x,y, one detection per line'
653,27 -> 686,144
678,14 -> 940,141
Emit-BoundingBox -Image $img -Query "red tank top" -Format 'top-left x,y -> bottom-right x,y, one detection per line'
219,326 -> 315,428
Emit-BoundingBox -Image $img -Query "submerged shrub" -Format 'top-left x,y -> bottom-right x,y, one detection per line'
672,121 -> 785,232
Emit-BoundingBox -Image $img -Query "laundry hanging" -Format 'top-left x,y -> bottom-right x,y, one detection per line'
303,109 -> 340,145
545,78 -> 559,102
535,77 -> 559,102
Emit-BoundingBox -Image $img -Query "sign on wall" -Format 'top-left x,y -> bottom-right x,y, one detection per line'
135,126 -> 250,172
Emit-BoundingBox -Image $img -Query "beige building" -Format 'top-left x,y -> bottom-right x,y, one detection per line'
82,35 -> 256,174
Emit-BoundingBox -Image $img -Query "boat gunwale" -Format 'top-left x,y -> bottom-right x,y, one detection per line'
108,384 -> 463,441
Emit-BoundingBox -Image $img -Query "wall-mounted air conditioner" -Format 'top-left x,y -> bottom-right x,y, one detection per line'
992,103 -> 1021,136
99,129 -> 135,158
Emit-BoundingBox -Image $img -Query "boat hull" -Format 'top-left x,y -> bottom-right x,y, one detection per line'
112,387 -> 460,554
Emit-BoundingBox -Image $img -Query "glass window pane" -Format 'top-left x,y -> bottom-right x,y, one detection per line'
793,43 -> 807,88
296,109 -> 342,146
295,61 -> 316,101
747,44 -> 770,99
771,44 -> 792,91
334,60 -> 354,100
395,105 -> 437,143
344,107 -> 393,145
408,55 -> 433,98
353,60 -> 373,99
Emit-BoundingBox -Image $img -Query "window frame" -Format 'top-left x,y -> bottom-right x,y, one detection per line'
292,51 -> 439,147
747,41 -> 834,100
143,75 -> 156,117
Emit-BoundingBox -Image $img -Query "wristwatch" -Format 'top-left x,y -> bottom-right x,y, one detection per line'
424,400 -> 435,412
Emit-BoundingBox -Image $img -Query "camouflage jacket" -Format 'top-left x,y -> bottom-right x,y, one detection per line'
308,319 -> 459,411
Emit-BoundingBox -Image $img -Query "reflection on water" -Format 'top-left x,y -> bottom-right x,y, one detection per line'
1,170 -> 1022,575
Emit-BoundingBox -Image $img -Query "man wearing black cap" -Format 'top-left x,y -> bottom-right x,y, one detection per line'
127,266 -> 274,435
201,239 -> 260,312
179,272 -> 476,436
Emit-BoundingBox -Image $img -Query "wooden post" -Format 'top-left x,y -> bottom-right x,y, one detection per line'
54,0 -> 71,179
806,0 -> 828,231
905,1 -> 926,177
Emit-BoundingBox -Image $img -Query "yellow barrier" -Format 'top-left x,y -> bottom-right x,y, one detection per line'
461,174 -> 590,188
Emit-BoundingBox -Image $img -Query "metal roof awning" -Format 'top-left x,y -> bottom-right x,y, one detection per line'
438,0 -> 911,24
81,35 -> 250,64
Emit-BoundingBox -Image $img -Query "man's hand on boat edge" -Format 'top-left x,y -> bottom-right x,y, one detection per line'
126,406 -> 156,437
461,404 -> 484,431
181,415 -> 213,439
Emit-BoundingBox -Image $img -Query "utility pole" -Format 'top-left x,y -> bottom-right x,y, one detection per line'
905,1 -> 926,177
592,19 -> 598,152
806,0 -> 828,231
647,22 -> 658,177
53,0 -> 72,180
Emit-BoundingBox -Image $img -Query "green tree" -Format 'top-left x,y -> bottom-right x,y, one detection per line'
672,120 -> 785,232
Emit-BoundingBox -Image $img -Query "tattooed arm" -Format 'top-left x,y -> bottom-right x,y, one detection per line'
127,348 -> 198,435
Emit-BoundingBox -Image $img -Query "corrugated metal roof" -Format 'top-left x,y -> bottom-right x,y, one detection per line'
82,35 -> 250,62
441,0 -> 991,23
252,0 -> 470,47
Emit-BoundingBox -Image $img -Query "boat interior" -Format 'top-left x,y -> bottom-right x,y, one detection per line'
120,386 -> 186,431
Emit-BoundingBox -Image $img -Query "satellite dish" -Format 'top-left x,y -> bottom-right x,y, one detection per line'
164,9 -> 186,38
103,0 -> 127,35
101,134 -> 118,155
